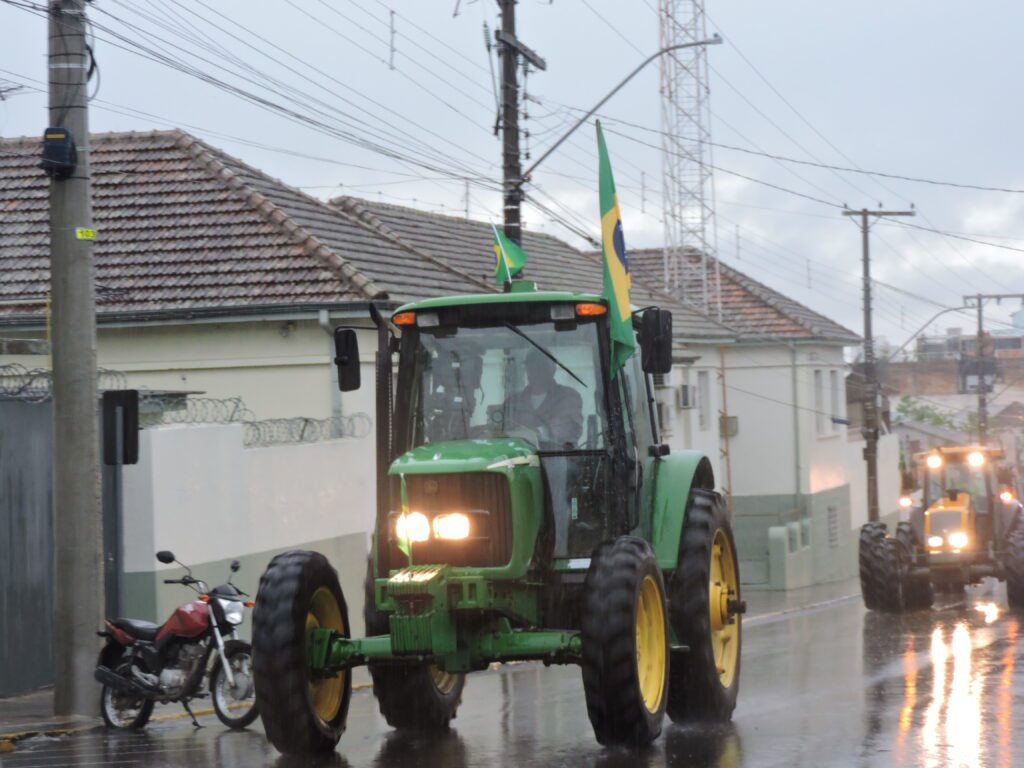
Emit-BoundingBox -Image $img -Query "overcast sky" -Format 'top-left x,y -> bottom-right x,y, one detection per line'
3,0 -> 1024,347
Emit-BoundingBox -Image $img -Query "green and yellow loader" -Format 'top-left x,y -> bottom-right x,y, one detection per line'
251,284 -> 743,754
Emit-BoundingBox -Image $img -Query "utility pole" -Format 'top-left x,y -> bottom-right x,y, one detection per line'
46,0 -> 103,716
496,0 -> 545,245
963,292 -> 1024,446
843,207 -> 915,523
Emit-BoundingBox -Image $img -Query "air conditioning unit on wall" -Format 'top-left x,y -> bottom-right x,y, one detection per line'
653,372 -> 671,389
676,384 -> 695,410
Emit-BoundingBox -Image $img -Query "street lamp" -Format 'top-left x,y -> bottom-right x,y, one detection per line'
518,35 -> 723,183
886,306 -> 965,362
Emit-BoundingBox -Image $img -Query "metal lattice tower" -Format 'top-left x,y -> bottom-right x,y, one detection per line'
659,0 -> 720,318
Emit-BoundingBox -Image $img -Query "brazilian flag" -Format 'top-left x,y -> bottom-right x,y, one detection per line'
397,474 -> 412,565
596,120 -> 636,375
492,223 -> 528,283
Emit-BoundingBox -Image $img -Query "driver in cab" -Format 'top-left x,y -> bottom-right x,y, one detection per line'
504,349 -> 583,449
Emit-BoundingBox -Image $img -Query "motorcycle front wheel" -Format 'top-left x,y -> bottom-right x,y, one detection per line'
210,640 -> 260,729
100,662 -> 154,730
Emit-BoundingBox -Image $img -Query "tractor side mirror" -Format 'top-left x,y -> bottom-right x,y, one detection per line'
333,328 -> 361,392
156,550 -> 175,564
640,308 -> 672,375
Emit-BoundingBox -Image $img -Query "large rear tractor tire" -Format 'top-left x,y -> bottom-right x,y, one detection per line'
252,551 -> 352,755
666,490 -> 742,724
859,522 -> 887,610
363,558 -> 465,729
895,522 -> 933,610
581,537 -> 669,747
1005,525 -> 1024,610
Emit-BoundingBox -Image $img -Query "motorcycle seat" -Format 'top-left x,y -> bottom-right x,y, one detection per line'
110,618 -> 160,641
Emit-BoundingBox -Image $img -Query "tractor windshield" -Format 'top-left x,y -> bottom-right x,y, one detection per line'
403,318 -> 608,451
924,458 -> 991,507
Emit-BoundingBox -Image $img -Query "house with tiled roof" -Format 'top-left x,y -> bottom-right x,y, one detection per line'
0,129 -> 898,590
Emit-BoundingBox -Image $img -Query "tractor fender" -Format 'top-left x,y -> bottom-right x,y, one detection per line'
649,450 -> 716,570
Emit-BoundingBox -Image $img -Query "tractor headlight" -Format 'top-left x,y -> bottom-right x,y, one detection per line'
927,535 -> 944,548
396,512 -> 431,543
1000,490 -> 1015,503
927,454 -> 943,469
948,531 -> 969,549
967,451 -> 985,467
219,598 -> 245,626
899,496 -> 913,509
432,512 -> 470,540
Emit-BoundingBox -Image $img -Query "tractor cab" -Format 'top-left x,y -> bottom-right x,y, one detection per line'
911,446 -> 1009,555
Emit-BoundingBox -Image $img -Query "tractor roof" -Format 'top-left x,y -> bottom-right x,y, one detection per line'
394,282 -> 603,313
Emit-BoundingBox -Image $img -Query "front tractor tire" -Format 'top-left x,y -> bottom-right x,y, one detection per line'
252,551 -> 352,755
667,490 -> 742,724
1005,525 -> 1024,610
858,524 -> 905,613
895,522 -> 933,610
581,537 -> 669,747
363,558 -> 465,729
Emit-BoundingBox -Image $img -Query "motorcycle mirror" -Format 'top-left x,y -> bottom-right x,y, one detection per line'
230,560 -> 240,573
156,550 -> 176,564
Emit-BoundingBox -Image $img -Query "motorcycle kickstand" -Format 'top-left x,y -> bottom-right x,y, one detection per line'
181,699 -> 203,729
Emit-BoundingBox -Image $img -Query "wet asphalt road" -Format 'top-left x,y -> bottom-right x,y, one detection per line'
4,585 -> 1022,768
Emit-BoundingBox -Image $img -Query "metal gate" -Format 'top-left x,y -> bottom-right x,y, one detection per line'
0,399 -> 55,696
0,397 -> 122,696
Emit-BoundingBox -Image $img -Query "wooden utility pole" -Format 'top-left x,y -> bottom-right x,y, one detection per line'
963,292 -> 1024,446
843,207 -> 915,523
46,0 -> 103,716
496,0 -> 544,245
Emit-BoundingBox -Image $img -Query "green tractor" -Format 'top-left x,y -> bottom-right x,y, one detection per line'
251,283 -> 744,754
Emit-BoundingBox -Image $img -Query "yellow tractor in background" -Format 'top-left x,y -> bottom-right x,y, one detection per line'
859,445 -> 1024,611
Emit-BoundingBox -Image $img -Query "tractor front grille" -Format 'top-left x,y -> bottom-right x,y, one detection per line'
389,472 -> 513,568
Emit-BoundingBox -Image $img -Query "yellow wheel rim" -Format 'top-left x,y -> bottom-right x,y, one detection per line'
429,665 -> 457,695
306,587 -> 346,724
635,574 -> 667,713
709,529 -> 740,688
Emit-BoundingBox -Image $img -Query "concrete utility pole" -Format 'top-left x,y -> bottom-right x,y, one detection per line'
496,0 -> 545,245
843,207 -> 915,523
47,0 -> 103,716
963,293 -> 1024,446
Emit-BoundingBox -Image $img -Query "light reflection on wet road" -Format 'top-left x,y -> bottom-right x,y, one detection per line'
4,585 -> 1021,767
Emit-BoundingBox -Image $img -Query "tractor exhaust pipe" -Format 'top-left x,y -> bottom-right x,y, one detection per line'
370,303 -> 393,578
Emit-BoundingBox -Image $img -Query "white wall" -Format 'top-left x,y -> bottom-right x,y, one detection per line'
122,424 -> 376,573
3,319 -> 380,422
848,433 -> 902,529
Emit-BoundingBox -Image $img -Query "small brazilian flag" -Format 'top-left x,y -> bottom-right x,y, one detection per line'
492,223 -> 528,284
397,474 -> 412,564
597,120 -> 636,375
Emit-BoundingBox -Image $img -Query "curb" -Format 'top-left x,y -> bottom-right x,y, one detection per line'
745,593 -> 860,626
0,721 -> 102,751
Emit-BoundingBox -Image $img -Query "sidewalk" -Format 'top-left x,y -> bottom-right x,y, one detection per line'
0,687 -> 98,747
0,579 -> 863,748
744,577 -> 861,625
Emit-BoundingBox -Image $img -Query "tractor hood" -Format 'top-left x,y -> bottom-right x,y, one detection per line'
389,438 -> 540,476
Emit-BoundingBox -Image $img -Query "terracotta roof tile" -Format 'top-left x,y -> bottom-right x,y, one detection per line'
628,248 -> 860,344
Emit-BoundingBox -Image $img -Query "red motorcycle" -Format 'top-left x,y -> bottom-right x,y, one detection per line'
94,551 -> 259,730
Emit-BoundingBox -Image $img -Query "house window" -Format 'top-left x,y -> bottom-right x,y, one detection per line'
697,370 -> 710,432
814,369 -> 825,435
829,369 -> 840,433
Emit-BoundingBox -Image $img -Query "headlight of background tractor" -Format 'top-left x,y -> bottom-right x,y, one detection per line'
219,598 -> 245,626
899,496 -> 913,509
948,531 -> 969,549
927,535 -> 944,548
